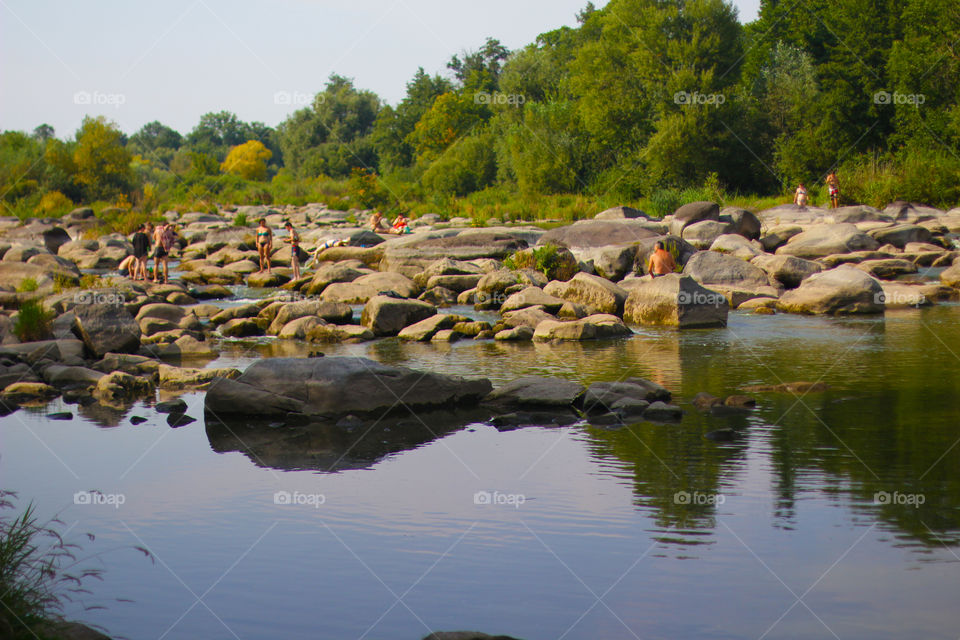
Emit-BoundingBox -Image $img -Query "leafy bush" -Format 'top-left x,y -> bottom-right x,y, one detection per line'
233,212 -> 248,227
840,148 -> 960,208
13,299 -> 53,342
37,191 -> 73,216
505,243 -> 578,281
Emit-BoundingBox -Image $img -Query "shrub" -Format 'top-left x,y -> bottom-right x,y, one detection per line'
16,278 -> 38,293
233,212 -> 248,227
13,299 -> 53,342
505,243 -> 578,281
37,191 -> 73,216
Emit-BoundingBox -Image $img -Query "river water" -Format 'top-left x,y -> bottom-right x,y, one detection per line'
3,303 -> 960,639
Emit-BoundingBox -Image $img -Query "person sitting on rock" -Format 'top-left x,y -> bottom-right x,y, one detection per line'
369,211 -> 389,233
647,241 -> 677,277
390,213 -> 410,234
794,182 -> 808,207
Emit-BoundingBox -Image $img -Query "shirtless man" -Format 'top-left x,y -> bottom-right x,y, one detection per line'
826,172 -> 840,209
647,241 -> 677,277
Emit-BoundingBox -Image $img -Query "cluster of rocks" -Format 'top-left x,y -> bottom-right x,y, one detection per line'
204,355 -> 684,429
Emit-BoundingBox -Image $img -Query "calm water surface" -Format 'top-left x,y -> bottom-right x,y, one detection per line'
3,304 -> 960,639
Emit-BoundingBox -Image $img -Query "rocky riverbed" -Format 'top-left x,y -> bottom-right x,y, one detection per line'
1,199 -> 958,419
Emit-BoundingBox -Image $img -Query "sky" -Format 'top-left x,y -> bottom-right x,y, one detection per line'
0,0 -> 761,139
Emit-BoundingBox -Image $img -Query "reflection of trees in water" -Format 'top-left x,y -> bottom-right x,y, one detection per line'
747,310 -> 960,548
584,413 -> 749,540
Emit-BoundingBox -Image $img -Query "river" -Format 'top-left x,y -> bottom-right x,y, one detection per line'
3,303 -> 959,639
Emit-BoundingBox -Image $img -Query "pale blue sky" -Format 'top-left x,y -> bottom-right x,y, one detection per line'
0,0 -> 760,138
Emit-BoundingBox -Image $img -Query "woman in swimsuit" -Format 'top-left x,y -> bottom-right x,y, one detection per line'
256,218 -> 273,274
794,183 -> 808,207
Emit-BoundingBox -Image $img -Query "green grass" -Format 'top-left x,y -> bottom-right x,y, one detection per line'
13,299 -> 53,342
0,491 -> 154,640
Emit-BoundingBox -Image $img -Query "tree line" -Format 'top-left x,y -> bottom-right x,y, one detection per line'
2,0 -> 959,222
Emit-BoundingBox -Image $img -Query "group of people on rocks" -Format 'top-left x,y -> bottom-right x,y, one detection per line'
368,211 -> 410,234
794,172 -> 840,209
119,221 -> 178,283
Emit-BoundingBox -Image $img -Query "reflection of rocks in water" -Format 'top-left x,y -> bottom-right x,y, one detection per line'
205,408 -> 490,472
77,401 -> 131,427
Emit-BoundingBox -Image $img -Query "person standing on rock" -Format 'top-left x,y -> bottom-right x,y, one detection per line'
647,241 -> 677,277
794,182 -> 808,207
131,223 -> 151,281
283,221 -> 301,280
256,218 -> 273,274
153,222 -> 177,284
826,172 -> 840,209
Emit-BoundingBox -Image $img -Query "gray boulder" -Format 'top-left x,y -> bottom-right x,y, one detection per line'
669,201 -> 720,236
682,251 -> 772,288
777,266 -> 884,315
750,254 -> 822,288
533,314 -> 632,341
73,302 -> 141,357
485,376 -> 585,409
204,356 -> 492,418
539,219 -> 662,249
361,295 -> 436,336
623,274 -> 728,328
776,224 -> 879,258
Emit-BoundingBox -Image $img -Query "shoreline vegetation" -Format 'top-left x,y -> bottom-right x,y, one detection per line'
2,0 -> 959,232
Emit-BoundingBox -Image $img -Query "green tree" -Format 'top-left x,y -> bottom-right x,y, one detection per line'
277,74 -> 380,177
371,68 -> 452,171
420,130 -> 497,196
406,91 -> 489,164
72,116 -> 133,201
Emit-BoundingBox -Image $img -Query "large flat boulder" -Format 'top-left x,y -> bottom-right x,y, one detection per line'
777,266 -> 884,315
776,224 -> 879,259
539,219 -> 662,249
204,356 -> 492,418
623,274 -> 728,328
